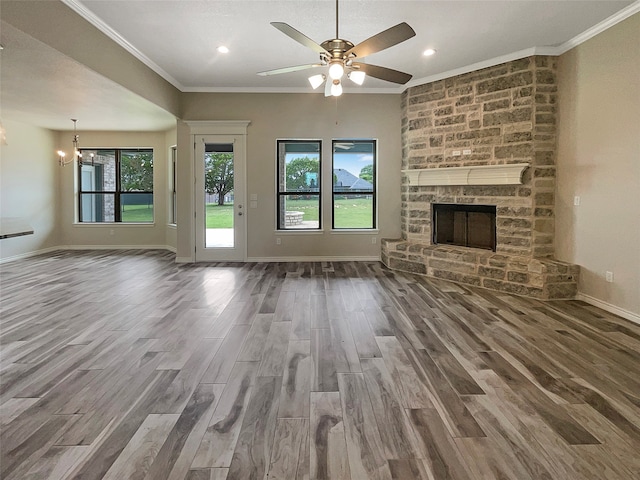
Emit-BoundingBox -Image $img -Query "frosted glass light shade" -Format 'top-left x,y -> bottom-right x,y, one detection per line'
349,71 -> 366,85
308,74 -> 325,89
330,81 -> 343,96
328,62 -> 344,80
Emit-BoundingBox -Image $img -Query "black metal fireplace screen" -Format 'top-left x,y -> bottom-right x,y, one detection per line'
432,203 -> 497,251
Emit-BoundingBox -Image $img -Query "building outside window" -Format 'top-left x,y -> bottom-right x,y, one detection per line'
332,140 -> 376,229
276,140 -> 321,230
78,148 -> 154,223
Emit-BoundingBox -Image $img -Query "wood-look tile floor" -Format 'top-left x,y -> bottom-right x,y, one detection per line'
1,250 -> 639,480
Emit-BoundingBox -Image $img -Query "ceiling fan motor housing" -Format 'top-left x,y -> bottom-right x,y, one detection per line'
320,39 -> 355,60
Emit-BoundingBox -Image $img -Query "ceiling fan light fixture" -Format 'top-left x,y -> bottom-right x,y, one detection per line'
330,79 -> 343,97
309,74 -> 326,89
348,70 -> 366,85
328,62 -> 344,80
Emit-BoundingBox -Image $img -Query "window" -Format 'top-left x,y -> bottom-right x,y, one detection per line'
332,140 -> 376,229
78,149 -> 154,223
277,140 -> 321,230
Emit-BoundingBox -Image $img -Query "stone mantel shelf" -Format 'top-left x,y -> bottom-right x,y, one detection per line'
402,163 -> 529,186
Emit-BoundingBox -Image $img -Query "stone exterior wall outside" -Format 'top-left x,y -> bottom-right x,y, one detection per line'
382,56 -> 579,300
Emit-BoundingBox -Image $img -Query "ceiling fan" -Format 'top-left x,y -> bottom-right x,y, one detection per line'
257,0 -> 416,96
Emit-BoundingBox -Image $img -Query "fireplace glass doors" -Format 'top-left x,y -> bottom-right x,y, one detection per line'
432,203 -> 496,251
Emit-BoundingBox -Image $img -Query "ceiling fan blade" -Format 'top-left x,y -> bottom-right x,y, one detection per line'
325,77 -> 333,97
345,22 -> 416,58
257,63 -> 323,76
271,22 -> 328,54
352,62 -> 412,84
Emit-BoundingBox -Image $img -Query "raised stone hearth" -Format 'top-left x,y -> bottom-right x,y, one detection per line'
381,240 -> 578,299
382,56 -> 579,299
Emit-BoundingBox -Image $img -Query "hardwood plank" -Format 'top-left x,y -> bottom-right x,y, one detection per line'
408,409 -> 475,480
407,348 -> 485,438
338,373 -> 392,480
291,290 -> 311,341
310,328 -> 338,392
480,351 -> 600,445
22,445 -> 90,480
348,311 -> 382,359
360,358 -> 421,459
226,376 -> 282,480
375,336 -> 434,409
257,321 -> 292,377
200,326 -> 250,384
192,362 -> 258,469
278,340 -> 311,418
388,459 -> 431,480
1,414 -> 82,480
152,338 -> 224,414
102,413 -> 180,480
145,383 -> 224,480
268,418 -> 309,479
236,314 -> 273,362
65,369 -> 179,480
310,392 -> 350,480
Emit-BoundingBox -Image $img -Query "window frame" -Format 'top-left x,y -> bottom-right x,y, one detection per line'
170,145 -> 177,225
331,139 -> 377,230
77,148 -> 154,223
276,139 -> 322,231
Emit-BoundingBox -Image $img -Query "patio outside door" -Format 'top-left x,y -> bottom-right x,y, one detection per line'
194,134 -> 246,261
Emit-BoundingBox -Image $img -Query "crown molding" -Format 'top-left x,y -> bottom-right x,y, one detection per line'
555,0 -> 640,55
62,0 -> 639,94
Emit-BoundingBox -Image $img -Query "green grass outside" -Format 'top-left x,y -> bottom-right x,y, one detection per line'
333,196 -> 374,228
121,204 -> 154,223
206,204 -> 234,228
204,198 -> 373,229
122,198 -> 373,228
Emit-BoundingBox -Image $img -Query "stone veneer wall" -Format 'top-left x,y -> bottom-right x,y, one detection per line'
382,56 -> 579,299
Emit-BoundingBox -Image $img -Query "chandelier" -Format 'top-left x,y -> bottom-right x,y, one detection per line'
57,119 -> 93,166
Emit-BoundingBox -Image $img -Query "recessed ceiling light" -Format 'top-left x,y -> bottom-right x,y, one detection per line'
217,46 -> 229,54
423,48 -> 436,57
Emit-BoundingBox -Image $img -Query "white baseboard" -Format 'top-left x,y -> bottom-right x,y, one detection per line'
0,246 -> 60,264
1,245 -> 178,264
576,293 -> 640,326
61,244 -> 173,251
245,255 -> 381,262
175,256 -> 194,264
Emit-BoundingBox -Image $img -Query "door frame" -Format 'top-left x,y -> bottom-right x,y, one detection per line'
185,121 -> 250,262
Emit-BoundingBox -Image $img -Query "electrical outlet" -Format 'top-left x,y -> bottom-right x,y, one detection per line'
452,150 -> 461,157
371,237 -> 377,244
276,237 -> 281,245
463,149 -> 472,155
605,271 -> 613,283
109,229 -> 114,236
574,196 -> 581,206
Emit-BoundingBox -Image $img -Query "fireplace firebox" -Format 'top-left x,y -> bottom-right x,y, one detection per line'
432,203 -> 496,251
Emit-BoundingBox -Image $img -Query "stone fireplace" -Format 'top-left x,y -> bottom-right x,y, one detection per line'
382,56 -> 579,299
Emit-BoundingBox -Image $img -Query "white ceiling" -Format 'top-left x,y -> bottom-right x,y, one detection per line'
1,0 -> 637,131
70,0 -> 636,91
